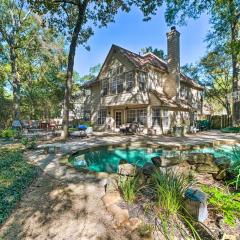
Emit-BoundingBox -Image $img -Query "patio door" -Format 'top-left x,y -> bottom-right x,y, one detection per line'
115,111 -> 123,128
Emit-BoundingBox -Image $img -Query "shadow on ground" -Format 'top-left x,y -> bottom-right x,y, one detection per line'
0,171 -> 139,240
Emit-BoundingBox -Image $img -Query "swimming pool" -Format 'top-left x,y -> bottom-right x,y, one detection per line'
69,144 -> 240,173
69,146 -> 163,173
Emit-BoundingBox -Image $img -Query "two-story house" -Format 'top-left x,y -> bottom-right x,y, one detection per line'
81,27 -> 204,134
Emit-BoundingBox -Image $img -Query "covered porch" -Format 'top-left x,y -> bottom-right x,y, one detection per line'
106,104 -> 150,133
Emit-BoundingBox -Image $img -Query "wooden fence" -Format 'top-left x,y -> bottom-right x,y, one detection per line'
207,115 -> 232,129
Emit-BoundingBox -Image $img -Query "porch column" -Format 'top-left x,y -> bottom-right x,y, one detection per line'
110,108 -> 114,131
147,105 -> 152,129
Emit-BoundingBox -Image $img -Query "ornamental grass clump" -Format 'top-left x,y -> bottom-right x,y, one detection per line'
229,145 -> 240,190
118,174 -> 141,204
151,170 -> 188,216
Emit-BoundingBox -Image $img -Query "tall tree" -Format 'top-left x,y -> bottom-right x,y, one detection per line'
28,0 -> 164,139
165,0 -> 240,122
200,49 -> 232,115
0,0 -> 41,121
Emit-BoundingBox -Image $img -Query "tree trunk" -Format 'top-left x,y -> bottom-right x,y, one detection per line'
10,47 -> 21,121
61,3 -> 87,140
229,1 -> 240,124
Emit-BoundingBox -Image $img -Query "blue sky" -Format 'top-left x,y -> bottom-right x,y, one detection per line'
74,6 -> 210,76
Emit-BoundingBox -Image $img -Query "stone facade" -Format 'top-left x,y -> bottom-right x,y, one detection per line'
79,27 -> 204,134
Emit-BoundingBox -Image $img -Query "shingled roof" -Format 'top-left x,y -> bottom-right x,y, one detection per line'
150,90 -> 197,112
82,44 -> 203,90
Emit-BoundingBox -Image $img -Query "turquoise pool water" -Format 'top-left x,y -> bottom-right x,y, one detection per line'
70,146 -> 163,173
70,144 -> 240,173
191,145 -> 240,162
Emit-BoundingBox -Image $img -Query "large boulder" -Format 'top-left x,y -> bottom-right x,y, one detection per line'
151,156 -> 162,167
164,161 -> 192,176
142,162 -> 156,176
126,218 -> 142,231
157,156 -> 179,167
196,164 -> 219,174
118,163 -> 136,176
214,157 -> 231,170
106,204 -> 129,227
213,170 -> 227,181
101,192 -> 121,207
186,153 -> 215,165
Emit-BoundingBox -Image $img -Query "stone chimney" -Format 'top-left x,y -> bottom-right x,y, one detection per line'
165,26 -> 180,100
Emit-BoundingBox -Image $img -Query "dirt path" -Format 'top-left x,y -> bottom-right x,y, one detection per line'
0,151 -> 139,240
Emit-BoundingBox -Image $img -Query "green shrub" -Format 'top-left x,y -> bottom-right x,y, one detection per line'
0,128 -> 17,138
0,148 -> 39,224
227,145 -> 240,190
221,126 -> 240,133
151,170 -> 188,216
201,186 -> 240,226
21,137 -> 37,150
118,174 -> 141,203
196,120 -> 211,130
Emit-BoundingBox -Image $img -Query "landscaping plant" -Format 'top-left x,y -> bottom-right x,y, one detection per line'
118,174 -> 141,204
0,128 -> 17,139
221,126 -> 240,133
0,148 -> 39,224
229,145 -> 240,190
151,170 -> 187,216
21,137 -> 37,150
201,185 -> 240,226
151,170 -> 201,240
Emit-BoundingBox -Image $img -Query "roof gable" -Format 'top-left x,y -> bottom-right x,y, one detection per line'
82,44 -> 203,90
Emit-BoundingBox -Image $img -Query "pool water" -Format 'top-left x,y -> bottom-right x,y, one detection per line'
70,144 -> 240,173
191,145 -> 240,162
70,147 -> 163,173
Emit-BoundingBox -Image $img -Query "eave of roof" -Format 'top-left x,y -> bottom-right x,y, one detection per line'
150,89 -> 197,112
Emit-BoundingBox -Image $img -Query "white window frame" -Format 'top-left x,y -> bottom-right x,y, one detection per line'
126,108 -> 147,125
126,71 -> 134,92
97,109 -> 107,125
101,79 -> 109,96
138,72 -> 147,91
152,107 -> 169,128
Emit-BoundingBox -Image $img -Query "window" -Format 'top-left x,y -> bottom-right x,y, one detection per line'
156,72 -> 163,87
180,85 -> 188,99
117,66 -> 124,75
97,109 -> 107,125
126,109 -> 147,125
138,72 -> 146,91
110,77 -> 117,94
79,109 -> 91,121
101,79 -> 109,96
116,75 -> 124,93
108,69 -> 113,77
126,71 -> 134,91
152,108 -> 169,128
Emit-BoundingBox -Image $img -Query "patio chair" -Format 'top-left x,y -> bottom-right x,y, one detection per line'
126,123 -> 138,134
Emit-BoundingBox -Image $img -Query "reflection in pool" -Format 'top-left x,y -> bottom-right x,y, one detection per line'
70,146 -> 163,173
